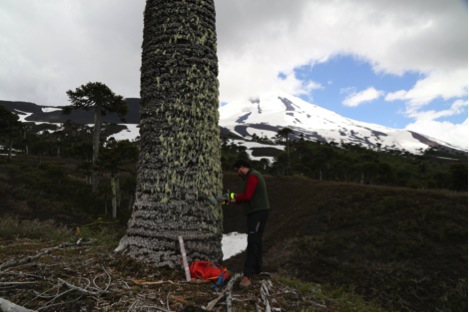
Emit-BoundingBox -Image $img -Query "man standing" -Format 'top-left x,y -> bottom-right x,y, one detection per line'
224,159 -> 270,289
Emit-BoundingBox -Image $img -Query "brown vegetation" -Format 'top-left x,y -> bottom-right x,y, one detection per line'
223,173 -> 468,311
0,156 -> 467,311
0,217 -> 379,312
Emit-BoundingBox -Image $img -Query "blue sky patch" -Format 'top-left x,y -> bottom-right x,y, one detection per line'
293,55 -> 427,129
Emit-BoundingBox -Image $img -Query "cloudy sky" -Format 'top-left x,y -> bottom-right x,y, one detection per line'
0,0 -> 467,149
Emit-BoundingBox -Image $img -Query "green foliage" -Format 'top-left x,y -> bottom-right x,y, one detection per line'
220,137 -> 250,170
0,119 -> 139,219
64,82 -> 127,118
277,276 -> 384,311
0,157 -> 106,223
0,216 -> 71,242
450,163 -> 468,191
64,82 -> 128,192
98,138 -> 139,174
0,104 -> 23,158
76,218 -> 126,245
0,104 -> 21,134
237,136 -> 467,191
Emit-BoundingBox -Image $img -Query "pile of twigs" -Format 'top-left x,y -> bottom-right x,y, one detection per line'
0,238 -> 326,312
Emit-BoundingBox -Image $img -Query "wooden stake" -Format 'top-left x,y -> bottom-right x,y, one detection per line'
178,236 -> 191,282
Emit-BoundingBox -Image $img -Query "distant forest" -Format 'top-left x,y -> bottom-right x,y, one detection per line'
221,131 -> 468,192
1,107 -> 467,195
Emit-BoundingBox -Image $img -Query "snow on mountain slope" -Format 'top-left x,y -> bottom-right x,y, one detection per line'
219,92 -> 463,155
2,95 -> 465,157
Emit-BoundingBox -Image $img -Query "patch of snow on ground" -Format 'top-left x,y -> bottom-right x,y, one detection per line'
41,107 -> 62,113
107,124 -> 140,141
231,139 -> 284,163
222,232 -> 247,260
14,110 -> 33,122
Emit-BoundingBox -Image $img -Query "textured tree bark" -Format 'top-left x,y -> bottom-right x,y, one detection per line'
118,0 -> 223,268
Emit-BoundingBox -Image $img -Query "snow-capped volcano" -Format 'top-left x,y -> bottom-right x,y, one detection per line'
2,94 -> 465,157
219,92 -> 464,155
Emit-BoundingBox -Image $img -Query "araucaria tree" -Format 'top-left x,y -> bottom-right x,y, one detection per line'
0,104 -> 22,160
64,82 -> 127,193
116,0 -> 223,267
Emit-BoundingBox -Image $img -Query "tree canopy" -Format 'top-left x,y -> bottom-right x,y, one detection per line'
64,82 -> 127,192
64,82 -> 127,118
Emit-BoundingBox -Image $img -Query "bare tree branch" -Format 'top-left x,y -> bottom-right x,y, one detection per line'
58,278 -> 110,296
0,281 -> 39,287
259,279 -> 273,312
205,273 -> 241,312
0,241 -> 93,271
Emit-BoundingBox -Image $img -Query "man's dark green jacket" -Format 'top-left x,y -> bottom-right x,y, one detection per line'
241,169 -> 270,215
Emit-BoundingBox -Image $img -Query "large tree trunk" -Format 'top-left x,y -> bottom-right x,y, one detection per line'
117,0 -> 223,268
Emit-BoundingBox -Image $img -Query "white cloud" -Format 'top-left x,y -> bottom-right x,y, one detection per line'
385,69 -> 468,107
402,98 -> 468,149
0,0 -> 144,106
215,0 -> 467,103
214,0 -> 468,150
405,118 -> 468,149
384,69 -> 468,149
1,0 -> 466,106
404,99 -> 468,121
343,87 -> 384,107
0,0 -> 466,149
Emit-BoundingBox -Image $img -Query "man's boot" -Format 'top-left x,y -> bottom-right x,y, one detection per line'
239,276 -> 251,289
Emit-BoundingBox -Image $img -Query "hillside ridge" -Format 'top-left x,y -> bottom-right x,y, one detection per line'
0,155 -> 467,311
1,96 -> 466,156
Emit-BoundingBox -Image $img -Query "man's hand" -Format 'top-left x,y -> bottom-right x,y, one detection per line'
219,192 -> 236,205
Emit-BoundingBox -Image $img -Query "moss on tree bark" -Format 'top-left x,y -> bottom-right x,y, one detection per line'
120,0 -> 223,267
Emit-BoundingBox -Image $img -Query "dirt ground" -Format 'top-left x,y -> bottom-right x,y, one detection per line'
0,237 -> 332,312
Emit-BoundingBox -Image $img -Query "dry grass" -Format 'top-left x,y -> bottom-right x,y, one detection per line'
222,173 -> 468,311
0,219 -> 377,312
1,157 -> 467,311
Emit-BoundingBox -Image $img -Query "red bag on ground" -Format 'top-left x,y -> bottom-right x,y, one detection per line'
189,260 -> 230,283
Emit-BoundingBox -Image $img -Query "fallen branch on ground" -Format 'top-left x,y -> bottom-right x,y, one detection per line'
0,240 -> 94,271
58,278 -> 110,296
258,278 -> 273,312
206,273 -> 241,311
132,279 -> 176,285
0,281 -> 39,287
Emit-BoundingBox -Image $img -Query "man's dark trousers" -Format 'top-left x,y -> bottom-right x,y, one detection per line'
244,210 -> 269,276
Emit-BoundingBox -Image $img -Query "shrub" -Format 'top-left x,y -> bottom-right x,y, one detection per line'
0,216 -> 71,242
